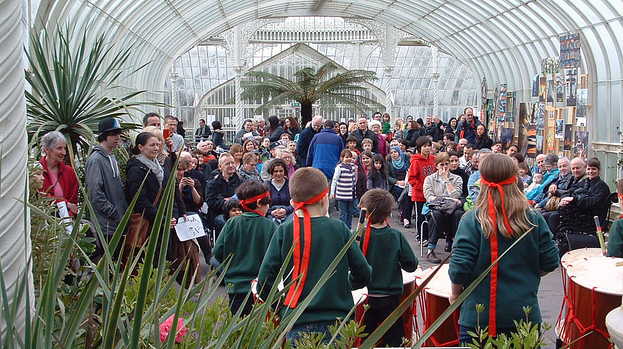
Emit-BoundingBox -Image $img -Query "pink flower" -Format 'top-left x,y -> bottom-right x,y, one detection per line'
159,315 -> 187,343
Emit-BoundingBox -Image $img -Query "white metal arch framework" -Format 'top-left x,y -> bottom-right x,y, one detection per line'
32,0 -> 623,170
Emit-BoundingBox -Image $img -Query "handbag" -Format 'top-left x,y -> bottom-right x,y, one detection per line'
123,186 -> 162,264
428,197 -> 460,216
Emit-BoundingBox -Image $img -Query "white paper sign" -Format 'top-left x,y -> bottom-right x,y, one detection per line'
175,214 -> 206,241
57,201 -> 73,234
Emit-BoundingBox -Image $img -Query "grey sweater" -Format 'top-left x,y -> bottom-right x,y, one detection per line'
86,145 -> 128,236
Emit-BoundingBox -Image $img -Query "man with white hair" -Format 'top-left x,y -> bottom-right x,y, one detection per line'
296,115 -> 323,165
536,157 -> 572,209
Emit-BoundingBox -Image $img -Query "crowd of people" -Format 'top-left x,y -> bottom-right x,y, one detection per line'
32,108 -> 623,346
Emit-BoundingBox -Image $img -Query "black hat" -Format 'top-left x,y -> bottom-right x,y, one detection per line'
98,118 -> 123,133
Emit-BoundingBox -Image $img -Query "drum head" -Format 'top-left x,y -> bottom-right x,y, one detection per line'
561,248 -> 604,268
417,264 -> 451,298
567,257 -> 623,296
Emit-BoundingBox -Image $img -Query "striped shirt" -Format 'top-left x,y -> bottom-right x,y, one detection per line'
330,162 -> 357,201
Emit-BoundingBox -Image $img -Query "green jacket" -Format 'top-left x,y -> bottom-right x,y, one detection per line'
257,216 -> 372,325
212,212 -> 276,294
607,219 -> 623,257
361,226 -> 419,295
448,209 -> 559,329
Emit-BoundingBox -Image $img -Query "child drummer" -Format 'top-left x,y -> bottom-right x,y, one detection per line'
212,180 -> 277,315
257,167 -> 371,345
358,188 -> 419,346
607,178 -> 623,257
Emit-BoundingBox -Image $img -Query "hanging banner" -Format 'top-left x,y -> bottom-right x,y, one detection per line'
565,68 -> 578,106
577,89 -> 588,118
560,33 -> 581,69
564,124 -> 573,151
497,84 -> 507,122
574,131 -> 588,158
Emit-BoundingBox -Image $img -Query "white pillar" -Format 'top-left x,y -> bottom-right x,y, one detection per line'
432,45 -> 440,120
0,0 -> 32,340
233,26 -> 245,127
169,71 -> 179,117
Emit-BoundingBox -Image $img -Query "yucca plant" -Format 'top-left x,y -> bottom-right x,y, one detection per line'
241,62 -> 384,126
25,24 -> 160,158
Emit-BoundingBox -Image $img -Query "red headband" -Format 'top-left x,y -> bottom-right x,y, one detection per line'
479,174 -> 516,337
239,191 -> 270,217
284,187 -> 329,308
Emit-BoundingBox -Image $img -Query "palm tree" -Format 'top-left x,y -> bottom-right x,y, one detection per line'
25,25 -> 160,159
241,62 -> 384,126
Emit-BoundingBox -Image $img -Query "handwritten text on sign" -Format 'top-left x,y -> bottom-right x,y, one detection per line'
175,214 -> 206,241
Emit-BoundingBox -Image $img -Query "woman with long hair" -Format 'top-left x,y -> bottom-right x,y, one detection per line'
338,122 -> 349,145
125,132 -> 186,266
284,116 -> 301,139
449,153 -> 559,344
406,120 -> 422,148
474,124 -> 493,149
266,115 -> 285,143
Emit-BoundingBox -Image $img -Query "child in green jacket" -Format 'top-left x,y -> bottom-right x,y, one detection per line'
358,189 -> 419,346
212,180 -> 276,315
257,167 -> 371,345
607,179 -> 623,257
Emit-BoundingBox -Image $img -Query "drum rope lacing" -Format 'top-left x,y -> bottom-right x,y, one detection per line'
562,274 -> 613,347
415,274 -> 460,347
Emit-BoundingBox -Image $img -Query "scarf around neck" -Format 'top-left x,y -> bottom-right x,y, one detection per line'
390,146 -> 408,171
137,154 -> 164,184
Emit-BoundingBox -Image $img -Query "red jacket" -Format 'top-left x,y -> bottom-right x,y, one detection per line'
408,153 -> 436,202
40,156 -> 79,214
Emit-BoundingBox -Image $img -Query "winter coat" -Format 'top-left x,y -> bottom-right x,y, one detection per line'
40,156 -> 79,214
204,172 -> 242,217
456,118 -> 483,144
86,145 -> 128,235
296,126 -> 319,165
407,154 -> 436,202
125,157 -> 183,226
306,128 -> 344,179
350,128 -> 379,153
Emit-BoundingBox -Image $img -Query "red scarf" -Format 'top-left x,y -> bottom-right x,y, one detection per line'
284,187 -> 329,308
479,174 -> 517,337
239,191 -> 270,216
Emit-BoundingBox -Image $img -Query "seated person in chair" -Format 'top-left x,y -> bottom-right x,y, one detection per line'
558,157 -> 611,253
423,152 -> 464,263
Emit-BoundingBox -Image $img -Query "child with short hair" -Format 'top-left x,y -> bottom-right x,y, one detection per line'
223,198 -> 243,220
358,189 -> 419,346
346,135 -> 361,157
257,167 -> 371,344
367,154 -> 389,191
361,138 -> 374,154
330,149 -> 358,229
212,181 -> 277,315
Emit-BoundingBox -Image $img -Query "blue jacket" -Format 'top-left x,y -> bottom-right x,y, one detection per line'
306,128 -> 344,179
296,126 -> 319,164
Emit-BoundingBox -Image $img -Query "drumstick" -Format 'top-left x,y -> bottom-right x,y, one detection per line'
355,208 -> 368,240
594,216 -> 607,256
